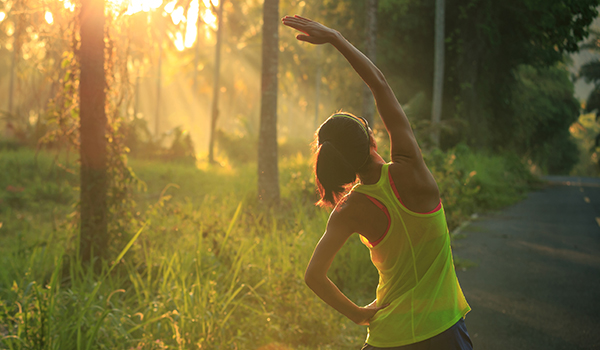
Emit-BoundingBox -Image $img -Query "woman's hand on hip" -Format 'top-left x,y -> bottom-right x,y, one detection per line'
353,301 -> 389,326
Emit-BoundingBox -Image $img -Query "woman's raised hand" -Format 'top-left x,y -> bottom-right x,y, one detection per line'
282,15 -> 338,45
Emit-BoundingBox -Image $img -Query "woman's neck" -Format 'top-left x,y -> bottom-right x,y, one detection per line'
358,152 -> 386,185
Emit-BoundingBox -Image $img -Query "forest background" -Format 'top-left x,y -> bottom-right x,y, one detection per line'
1,0 -> 600,349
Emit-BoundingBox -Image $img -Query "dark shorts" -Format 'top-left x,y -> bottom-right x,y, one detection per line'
361,318 -> 473,350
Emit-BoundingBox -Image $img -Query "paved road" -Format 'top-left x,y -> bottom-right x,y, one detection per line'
454,176 -> 600,350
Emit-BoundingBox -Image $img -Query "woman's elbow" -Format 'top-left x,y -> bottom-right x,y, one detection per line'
304,267 -> 323,289
369,71 -> 389,94
304,269 -> 314,287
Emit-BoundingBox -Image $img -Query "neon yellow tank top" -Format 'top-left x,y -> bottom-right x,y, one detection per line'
352,163 -> 470,347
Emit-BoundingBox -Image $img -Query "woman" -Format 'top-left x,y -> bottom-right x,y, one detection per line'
282,15 -> 472,350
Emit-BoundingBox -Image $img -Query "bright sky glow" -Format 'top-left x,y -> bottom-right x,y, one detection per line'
184,0 -> 199,48
121,0 -> 163,15
203,9 -> 217,30
0,11 -> 6,22
203,0 -> 219,8
174,31 -> 185,51
63,0 -> 75,12
53,0 -> 218,49
171,6 -> 184,25
164,0 -> 176,13
45,11 -> 54,24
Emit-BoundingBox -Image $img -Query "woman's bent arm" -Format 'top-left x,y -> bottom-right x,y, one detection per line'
305,208 -> 385,325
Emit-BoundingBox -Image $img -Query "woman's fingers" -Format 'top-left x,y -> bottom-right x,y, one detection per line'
282,15 -> 305,23
296,34 -> 311,42
376,303 -> 390,311
283,17 -> 313,40
282,15 -> 331,45
282,15 -> 312,28
293,14 -> 312,21
282,17 -> 304,29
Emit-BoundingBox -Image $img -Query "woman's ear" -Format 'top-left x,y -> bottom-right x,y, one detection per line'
369,130 -> 377,151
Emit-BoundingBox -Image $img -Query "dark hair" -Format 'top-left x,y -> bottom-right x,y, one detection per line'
313,112 -> 372,208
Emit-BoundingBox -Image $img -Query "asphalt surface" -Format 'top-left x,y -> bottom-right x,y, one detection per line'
454,176 -> 600,350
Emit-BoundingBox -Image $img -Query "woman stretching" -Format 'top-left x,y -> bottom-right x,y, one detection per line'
282,15 -> 472,350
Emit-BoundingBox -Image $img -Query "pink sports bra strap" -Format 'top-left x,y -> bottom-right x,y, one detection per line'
363,194 -> 390,247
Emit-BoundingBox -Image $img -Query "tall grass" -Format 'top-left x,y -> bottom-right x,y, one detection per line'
0,147 -> 537,349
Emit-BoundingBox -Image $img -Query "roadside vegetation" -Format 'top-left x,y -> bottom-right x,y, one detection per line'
1,0 -> 596,348
0,144 -> 538,349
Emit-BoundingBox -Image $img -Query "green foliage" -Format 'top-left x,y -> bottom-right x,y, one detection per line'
0,149 -> 77,212
0,147 -> 537,349
506,64 -> 580,174
121,118 -> 197,165
441,0 -> 599,149
426,144 -> 539,229
215,129 -> 311,165
570,113 -> 600,176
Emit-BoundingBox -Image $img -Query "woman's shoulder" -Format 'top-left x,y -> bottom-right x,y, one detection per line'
330,191 -> 389,238
388,160 -> 440,213
331,192 -> 375,221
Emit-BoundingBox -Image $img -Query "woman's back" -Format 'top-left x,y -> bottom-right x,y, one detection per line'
352,163 -> 470,347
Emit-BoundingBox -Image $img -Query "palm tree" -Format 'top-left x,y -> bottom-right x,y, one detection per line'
208,0 -> 225,164
362,0 -> 378,125
430,0 -> 445,147
257,0 -> 280,205
79,0 -> 108,263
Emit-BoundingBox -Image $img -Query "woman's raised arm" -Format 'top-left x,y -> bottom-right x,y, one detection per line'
282,15 -> 422,162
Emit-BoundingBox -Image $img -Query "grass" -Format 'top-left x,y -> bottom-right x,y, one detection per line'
0,146 -> 537,349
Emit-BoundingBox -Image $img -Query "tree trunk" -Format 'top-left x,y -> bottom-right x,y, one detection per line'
155,41 -> 162,136
362,0 -> 378,125
8,33 -> 18,115
79,0 -> 108,263
314,49 -> 322,130
258,0 -> 280,205
208,0 -> 225,164
134,72 -> 140,118
193,8 -> 202,94
431,0 -> 445,147
7,10 -> 23,116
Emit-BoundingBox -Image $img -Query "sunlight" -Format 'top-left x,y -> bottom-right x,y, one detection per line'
173,31 -> 185,51
120,0 -> 163,15
164,0 -> 176,13
45,11 -> 54,24
171,6 -> 185,25
184,0 -> 199,48
202,0 -> 218,30
50,0 -> 216,50
63,0 -> 75,12
203,0 -> 219,8
0,11 -> 5,22
202,8 -> 217,30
